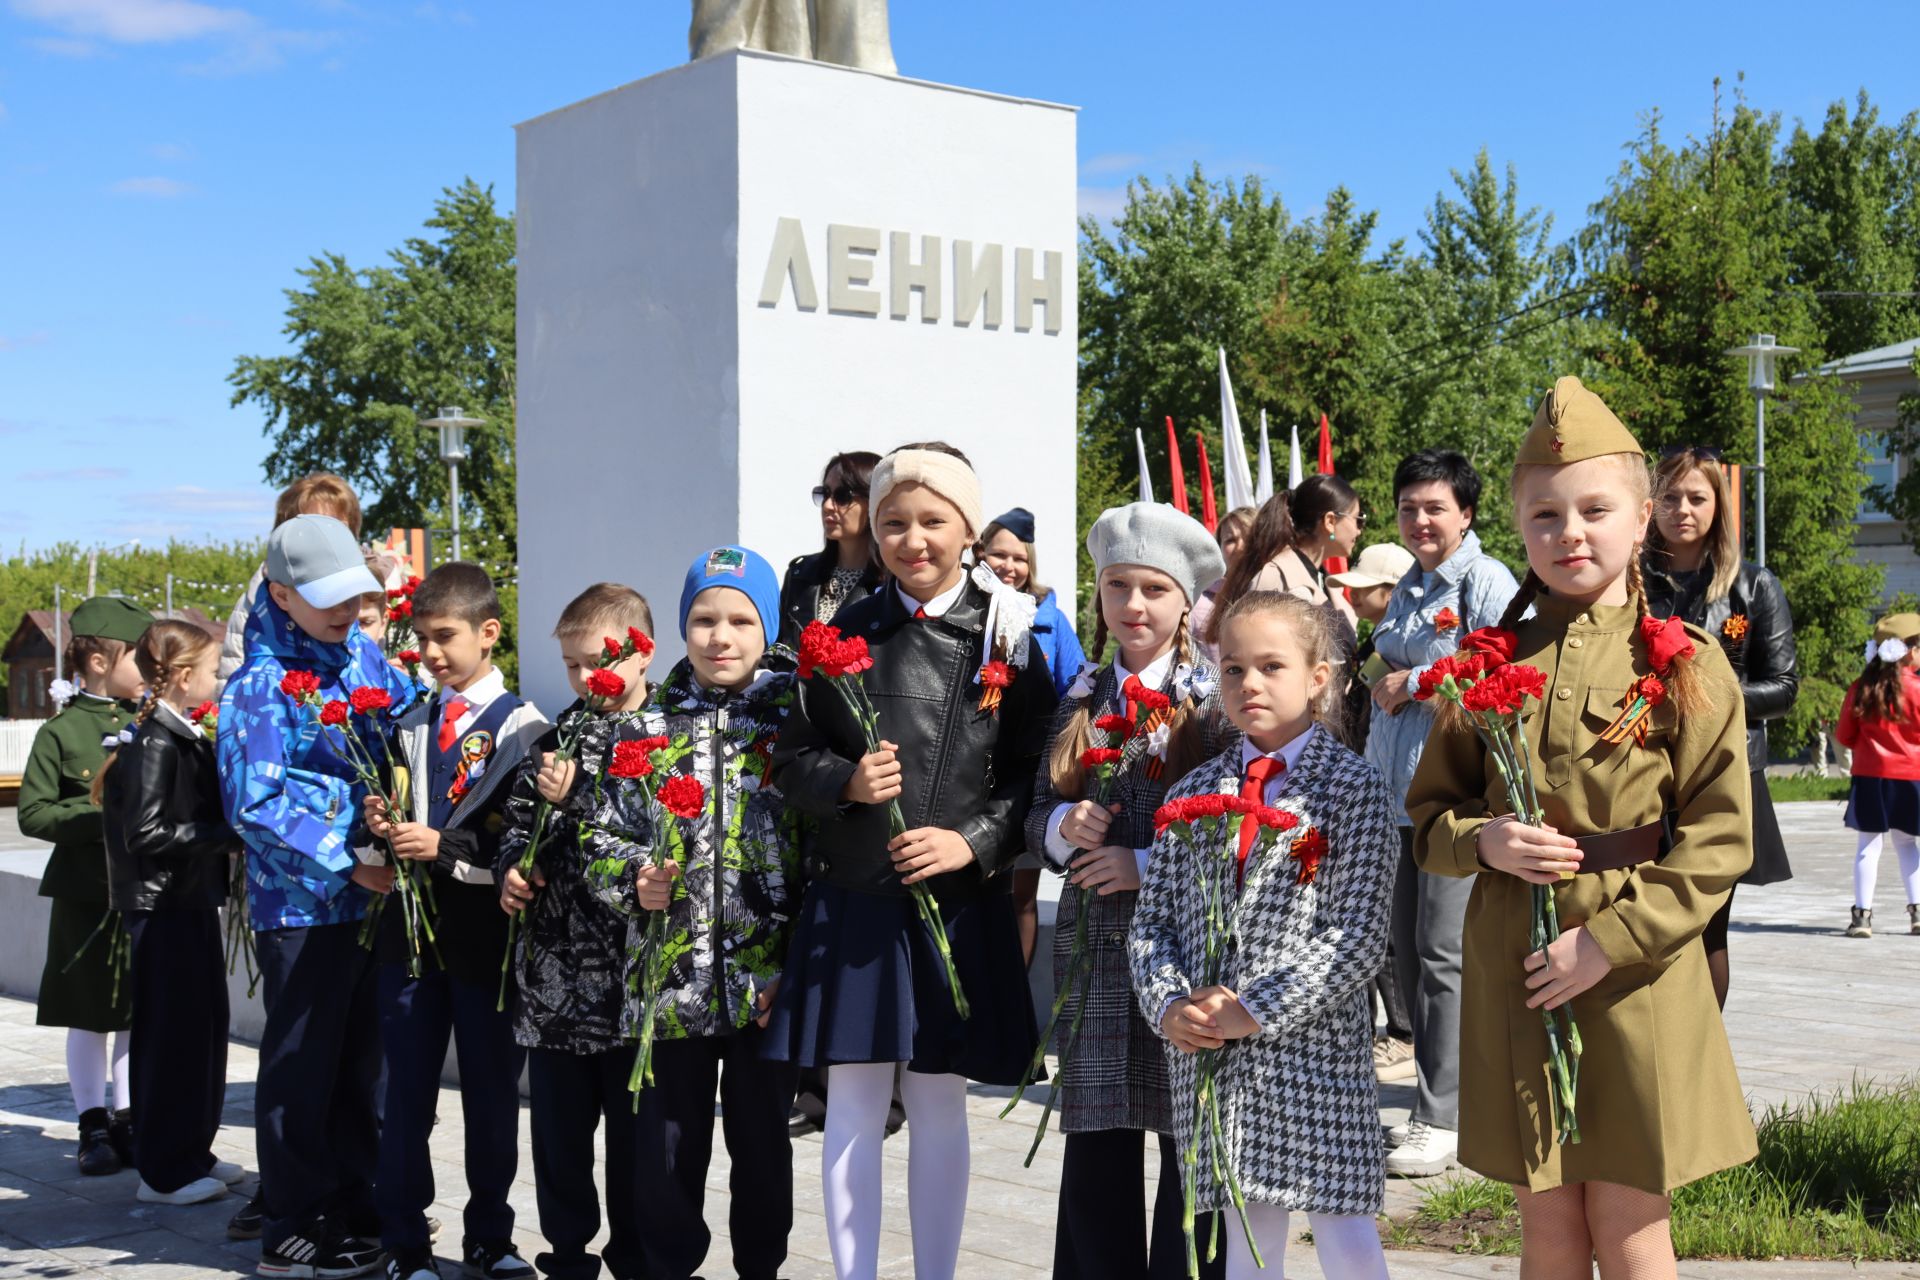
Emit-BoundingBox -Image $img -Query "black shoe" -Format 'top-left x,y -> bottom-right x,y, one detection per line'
385,1247 -> 439,1280
259,1218 -> 385,1279
461,1240 -> 532,1280
76,1107 -> 121,1177
109,1107 -> 135,1167
229,1194 -> 265,1240
787,1107 -> 822,1138
340,1211 -> 440,1243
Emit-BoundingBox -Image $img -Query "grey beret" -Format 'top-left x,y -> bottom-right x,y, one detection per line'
1084,503 -> 1226,605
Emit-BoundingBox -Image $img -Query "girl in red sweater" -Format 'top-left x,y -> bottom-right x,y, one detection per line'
1836,613 -> 1920,938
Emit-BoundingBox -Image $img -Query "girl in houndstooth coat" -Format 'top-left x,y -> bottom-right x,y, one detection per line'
1131,592 -> 1397,1280
1027,500 -> 1233,1279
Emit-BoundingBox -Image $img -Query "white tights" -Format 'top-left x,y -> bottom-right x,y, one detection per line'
1854,831 -> 1920,909
821,1064 -> 970,1280
1224,1204 -> 1388,1280
66,1028 -> 130,1117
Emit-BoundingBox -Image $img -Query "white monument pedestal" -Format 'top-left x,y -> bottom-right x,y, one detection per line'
515,51 -> 1079,710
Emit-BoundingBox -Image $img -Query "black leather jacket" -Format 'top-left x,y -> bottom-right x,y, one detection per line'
778,549 -> 884,648
1643,553 -> 1798,771
771,577 -> 1056,901
102,709 -> 238,912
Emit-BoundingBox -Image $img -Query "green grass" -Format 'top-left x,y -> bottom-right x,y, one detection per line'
1766,773 -> 1852,803
1396,1079 -> 1920,1261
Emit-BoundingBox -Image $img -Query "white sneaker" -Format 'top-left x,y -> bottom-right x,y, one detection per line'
1384,1121 -> 1412,1148
209,1160 -> 247,1185
1385,1121 -> 1459,1177
138,1175 -> 229,1205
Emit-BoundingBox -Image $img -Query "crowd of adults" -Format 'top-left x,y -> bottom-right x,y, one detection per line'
776,439 -> 1798,1175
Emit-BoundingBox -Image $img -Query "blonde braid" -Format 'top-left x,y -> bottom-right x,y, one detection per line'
1629,548 -> 1708,716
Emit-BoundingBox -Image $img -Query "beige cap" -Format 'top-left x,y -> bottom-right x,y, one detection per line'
1327,542 -> 1416,590
1516,375 -> 1643,466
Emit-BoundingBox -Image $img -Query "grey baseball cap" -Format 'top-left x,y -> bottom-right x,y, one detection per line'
266,514 -> 383,609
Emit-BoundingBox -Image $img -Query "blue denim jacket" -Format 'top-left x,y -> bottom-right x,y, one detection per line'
1361,531 -> 1519,822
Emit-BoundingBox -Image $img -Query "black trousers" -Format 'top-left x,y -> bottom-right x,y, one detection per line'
634,1028 -> 799,1280
126,908 -> 228,1193
1053,1128 -> 1226,1280
376,964 -> 525,1249
255,921 -> 381,1247
527,1045 -> 642,1280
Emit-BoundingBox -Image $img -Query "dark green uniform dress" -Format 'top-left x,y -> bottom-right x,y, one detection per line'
23,693 -> 136,1032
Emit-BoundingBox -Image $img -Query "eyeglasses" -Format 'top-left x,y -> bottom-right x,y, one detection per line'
1661,444 -> 1726,462
812,484 -> 864,507
1344,508 -> 1367,527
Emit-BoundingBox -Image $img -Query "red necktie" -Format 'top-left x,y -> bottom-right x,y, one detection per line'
438,696 -> 470,752
1237,756 -> 1285,887
913,606 -> 928,620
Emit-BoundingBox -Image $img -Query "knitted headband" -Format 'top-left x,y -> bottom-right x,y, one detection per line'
868,449 -> 984,538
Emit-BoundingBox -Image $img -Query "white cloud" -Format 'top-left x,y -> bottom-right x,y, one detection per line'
1081,152 -> 1145,177
125,484 -> 273,516
1077,186 -> 1130,224
10,0 -> 251,44
111,175 -> 193,197
19,466 -> 130,483
0,331 -> 50,351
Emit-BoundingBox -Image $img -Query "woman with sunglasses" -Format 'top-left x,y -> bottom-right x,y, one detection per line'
778,451 -> 885,648
1209,474 -> 1365,642
1643,446 -> 1798,1006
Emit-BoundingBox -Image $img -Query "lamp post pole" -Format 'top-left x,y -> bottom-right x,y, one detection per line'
421,407 -> 480,563
1725,335 -> 1798,569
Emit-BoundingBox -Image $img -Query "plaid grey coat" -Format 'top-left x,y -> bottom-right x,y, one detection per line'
1025,659 -> 1230,1134
1130,727 -> 1396,1215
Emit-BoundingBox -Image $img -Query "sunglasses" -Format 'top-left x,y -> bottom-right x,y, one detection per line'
812,484 -> 864,507
1661,444 -> 1726,462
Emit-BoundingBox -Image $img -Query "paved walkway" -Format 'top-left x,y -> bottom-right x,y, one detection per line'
1,802 -> 1916,1279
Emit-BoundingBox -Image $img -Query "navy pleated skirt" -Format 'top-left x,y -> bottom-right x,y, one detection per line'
1844,775 -> 1920,835
764,878 -> 1039,1085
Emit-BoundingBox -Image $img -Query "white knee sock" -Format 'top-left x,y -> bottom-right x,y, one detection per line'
67,1028 -> 108,1117
1855,832 -> 1884,909
110,1028 -> 131,1112
1224,1206 -> 1387,1280
1891,831 -> 1920,904
899,1070 -> 970,1280
821,1062 -> 896,1280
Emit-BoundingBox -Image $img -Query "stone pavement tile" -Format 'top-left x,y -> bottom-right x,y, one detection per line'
31,1228 -> 253,1279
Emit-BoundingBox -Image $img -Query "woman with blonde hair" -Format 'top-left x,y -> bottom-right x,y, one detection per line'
1642,446 -> 1798,1005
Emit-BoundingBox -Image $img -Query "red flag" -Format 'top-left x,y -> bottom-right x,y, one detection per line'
1164,416 -> 1189,514
1316,412 -> 1334,475
1193,431 -> 1219,533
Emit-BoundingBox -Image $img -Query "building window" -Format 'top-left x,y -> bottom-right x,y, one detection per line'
1861,433 -> 1899,522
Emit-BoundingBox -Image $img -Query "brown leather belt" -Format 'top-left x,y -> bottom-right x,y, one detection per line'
1574,820 -> 1666,874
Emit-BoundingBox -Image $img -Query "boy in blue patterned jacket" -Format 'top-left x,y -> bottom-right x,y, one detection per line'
219,515 -> 420,1279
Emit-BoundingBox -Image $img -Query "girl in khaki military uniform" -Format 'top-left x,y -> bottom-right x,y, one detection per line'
1407,378 -> 1756,1278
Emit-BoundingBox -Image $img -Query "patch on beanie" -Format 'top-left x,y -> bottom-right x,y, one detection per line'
705,547 -> 747,579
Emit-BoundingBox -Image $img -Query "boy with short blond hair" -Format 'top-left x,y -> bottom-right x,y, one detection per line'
364,563 -> 548,1280
495,583 -> 655,1280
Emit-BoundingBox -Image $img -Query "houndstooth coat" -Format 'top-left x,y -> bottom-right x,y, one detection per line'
1130,726 -> 1397,1215
1025,660 -> 1230,1134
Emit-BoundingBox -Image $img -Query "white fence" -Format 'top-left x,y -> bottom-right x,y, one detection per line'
0,720 -> 44,775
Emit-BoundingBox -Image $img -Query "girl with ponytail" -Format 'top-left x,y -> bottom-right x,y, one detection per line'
1024,501 -> 1231,1280
1835,613 -> 1920,939
1406,378 -> 1756,1279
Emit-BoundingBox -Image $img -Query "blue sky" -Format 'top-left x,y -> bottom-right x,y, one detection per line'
1,0 -> 1911,553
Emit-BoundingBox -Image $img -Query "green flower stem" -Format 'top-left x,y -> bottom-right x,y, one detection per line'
628,818 -> 686,1103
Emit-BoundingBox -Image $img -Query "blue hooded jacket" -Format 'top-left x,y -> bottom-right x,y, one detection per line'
218,591 -> 422,930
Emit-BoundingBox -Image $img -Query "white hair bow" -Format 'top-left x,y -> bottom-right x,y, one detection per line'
1866,637 -> 1911,664
48,679 -> 76,710
101,727 -> 135,749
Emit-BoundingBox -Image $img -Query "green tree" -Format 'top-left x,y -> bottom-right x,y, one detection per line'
229,178 -> 519,680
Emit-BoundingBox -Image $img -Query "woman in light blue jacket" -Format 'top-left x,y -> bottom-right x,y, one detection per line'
1363,449 -> 1517,1180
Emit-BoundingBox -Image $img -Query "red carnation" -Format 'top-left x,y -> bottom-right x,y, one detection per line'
1290,826 -> 1327,884
604,636 -> 623,660
1461,626 -> 1519,668
1093,713 -> 1134,737
830,636 -> 874,677
1415,664 -> 1452,701
319,700 -> 350,727
1633,674 -> 1668,707
397,649 -> 421,664
979,661 -> 1013,689
1122,674 -> 1173,713
1640,615 -> 1696,674
280,671 -> 322,702
1461,675 -> 1514,715
391,599 -> 413,619
797,621 -> 846,679
656,775 -> 706,820
189,701 -> 217,723
1434,607 -> 1461,633
627,627 -> 655,657
348,687 -> 392,715
1503,665 -> 1548,704
607,740 -> 655,779
1259,806 -> 1300,831
1191,793 -> 1231,820
1081,747 -> 1123,769
586,668 -> 627,701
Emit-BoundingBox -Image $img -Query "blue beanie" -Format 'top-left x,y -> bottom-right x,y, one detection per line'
679,545 -> 781,642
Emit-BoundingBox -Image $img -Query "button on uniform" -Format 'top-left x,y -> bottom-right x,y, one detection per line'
1555,688 -> 1572,701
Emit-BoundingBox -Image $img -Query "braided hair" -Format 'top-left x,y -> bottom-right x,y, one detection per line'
1047,614 -> 1208,799
90,621 -> 217,806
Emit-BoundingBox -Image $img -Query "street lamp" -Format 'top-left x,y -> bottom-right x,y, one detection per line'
86,539 -> 140,597
1724,334 -> 1798,568
421,406 -> 481,562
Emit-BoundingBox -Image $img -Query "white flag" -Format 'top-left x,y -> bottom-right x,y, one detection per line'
1288,422 -> 1304,490
1217,347 -> 1256,513
1135,428 -> 1155,504
1256,411 -> 1275,503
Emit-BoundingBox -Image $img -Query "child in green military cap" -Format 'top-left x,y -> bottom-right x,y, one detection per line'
21,594 -> 152,1176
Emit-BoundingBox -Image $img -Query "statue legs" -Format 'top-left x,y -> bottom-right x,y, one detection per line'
689,0 -> 812,60
812,0 -> 896,74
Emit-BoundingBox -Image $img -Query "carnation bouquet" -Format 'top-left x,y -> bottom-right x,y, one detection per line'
1412,626 -> 1580,1144
795,620 -> 968,1019
195,698 -> 261,997
498,628 -> 654,1009
1151,789 -> 1309,1277
1002,676 -> 1172,1163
